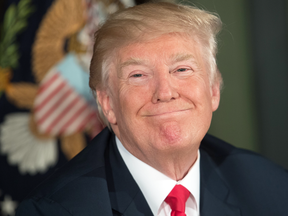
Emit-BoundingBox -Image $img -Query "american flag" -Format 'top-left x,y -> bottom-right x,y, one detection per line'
33,68 -> 102,137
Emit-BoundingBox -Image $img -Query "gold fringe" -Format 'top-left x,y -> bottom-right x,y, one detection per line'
32,0 -> 85,83
68,32 -> 87,54
60,132 -> 86,160
6,83 -> 38,109
0,67 -> 12,92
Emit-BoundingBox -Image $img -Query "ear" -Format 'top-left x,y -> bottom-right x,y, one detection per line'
211,81 -> 221,112
96,89 -> 117,125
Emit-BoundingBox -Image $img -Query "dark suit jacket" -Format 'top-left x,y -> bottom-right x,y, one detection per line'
16,128 -> 288,216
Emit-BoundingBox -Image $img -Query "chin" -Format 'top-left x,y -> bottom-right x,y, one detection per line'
151,136 -> 195,157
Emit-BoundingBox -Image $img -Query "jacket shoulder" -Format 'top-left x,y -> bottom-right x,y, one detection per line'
200,134 -> 288,215
16,128 -> 114,216
200,133 -> 288,174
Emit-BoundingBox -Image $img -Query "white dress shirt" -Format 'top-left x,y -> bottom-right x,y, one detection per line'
116,136 -> 200,216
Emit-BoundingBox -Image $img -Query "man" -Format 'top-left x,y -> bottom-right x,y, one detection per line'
16,2 -> 288,216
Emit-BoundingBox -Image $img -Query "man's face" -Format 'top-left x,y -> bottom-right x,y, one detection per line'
97,33 -> 220,165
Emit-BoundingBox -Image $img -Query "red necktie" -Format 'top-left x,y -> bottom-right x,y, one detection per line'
165,185 -> 190,216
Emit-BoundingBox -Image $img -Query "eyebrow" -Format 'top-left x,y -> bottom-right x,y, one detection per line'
170,53 -> 197,64
119,58 -> 148,69
120,54 -> 196,68
118,58 -> 148,77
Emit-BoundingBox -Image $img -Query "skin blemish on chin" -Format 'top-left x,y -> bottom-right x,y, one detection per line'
159,122 -> 181,143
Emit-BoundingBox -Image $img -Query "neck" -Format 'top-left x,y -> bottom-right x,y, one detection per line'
120,139 -> 199,181
146,149 -> 198,181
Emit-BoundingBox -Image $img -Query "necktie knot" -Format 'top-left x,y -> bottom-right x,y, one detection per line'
165,185 -> 190,216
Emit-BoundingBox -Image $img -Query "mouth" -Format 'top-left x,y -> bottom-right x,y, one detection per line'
144,108 -> 192,117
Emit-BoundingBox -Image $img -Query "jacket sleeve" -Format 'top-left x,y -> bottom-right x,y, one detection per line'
15,198 -> 73,216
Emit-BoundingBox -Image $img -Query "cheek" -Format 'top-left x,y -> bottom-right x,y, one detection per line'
181,79 -> 213,106
118,85 -> 151,116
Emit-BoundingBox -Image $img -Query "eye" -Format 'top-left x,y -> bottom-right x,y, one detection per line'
172,66 -> 194,79
177,68 -> 188,72
131,73 -> 143,78
174,67 -> 192,74
128,71 -> 151,86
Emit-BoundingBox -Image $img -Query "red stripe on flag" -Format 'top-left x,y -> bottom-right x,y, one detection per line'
45,96 -> 82,134
36,87 -> 73,125
34,82 -> 66,112
76,110 -> 97,133
59,103 -> 89,135
37,73 -> 59,95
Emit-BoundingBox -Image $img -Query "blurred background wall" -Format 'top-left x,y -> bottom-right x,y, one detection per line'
192,0 -> 288,169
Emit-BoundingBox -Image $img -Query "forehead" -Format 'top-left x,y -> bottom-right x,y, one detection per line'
107,33 -> 208,83
115,33 -> 204,66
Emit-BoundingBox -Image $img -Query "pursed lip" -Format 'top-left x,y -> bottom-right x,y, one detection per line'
143,108 -> 192,117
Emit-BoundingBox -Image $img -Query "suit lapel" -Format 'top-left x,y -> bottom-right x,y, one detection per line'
200,148 -> 241,216
105,134 -> 153,216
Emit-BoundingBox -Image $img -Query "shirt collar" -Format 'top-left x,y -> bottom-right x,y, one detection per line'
115,136 -> 200,216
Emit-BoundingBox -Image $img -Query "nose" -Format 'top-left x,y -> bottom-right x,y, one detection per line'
152,74 -> 179,103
